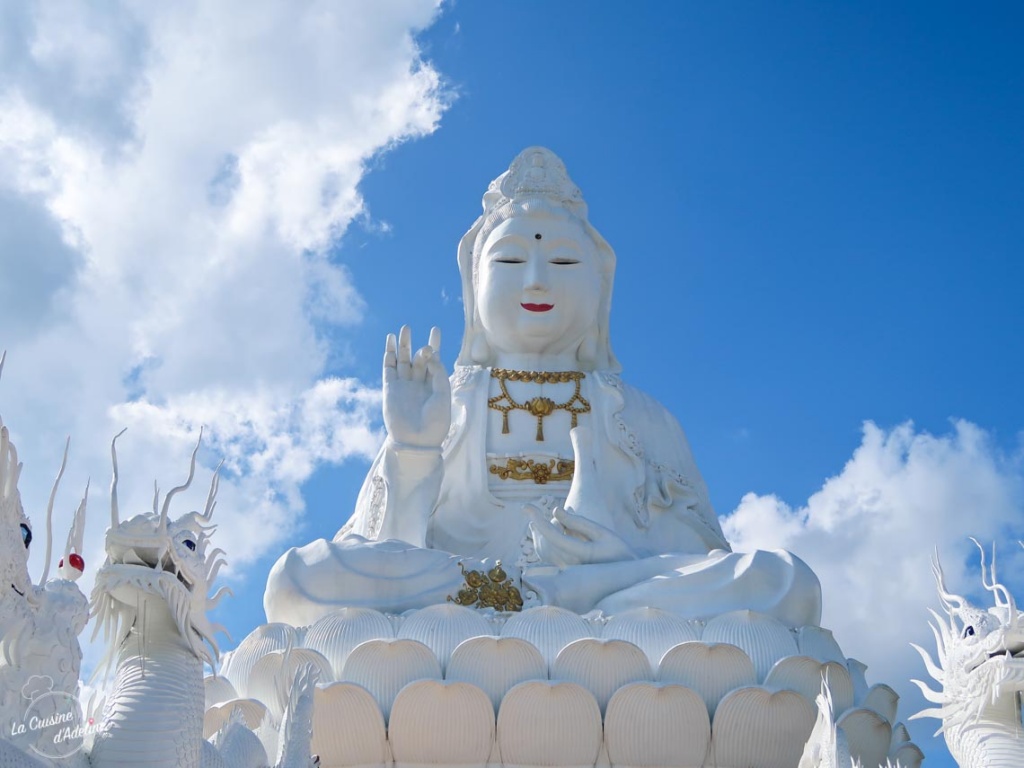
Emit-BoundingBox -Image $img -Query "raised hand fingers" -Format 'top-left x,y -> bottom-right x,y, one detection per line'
397,325 -> 413,379
412,345 -> 430,382
428,326 -> 441,355
383,333 -> 398,384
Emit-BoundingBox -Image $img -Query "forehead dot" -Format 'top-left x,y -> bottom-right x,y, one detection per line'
534,233 -> 542,240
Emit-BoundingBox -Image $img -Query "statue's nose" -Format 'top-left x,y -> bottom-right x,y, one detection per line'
524,254 -> 548,291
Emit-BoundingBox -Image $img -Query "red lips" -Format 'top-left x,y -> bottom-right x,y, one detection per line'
521,303 -> 554,312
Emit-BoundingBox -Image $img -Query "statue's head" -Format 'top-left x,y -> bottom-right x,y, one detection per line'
457,147 -> 620,371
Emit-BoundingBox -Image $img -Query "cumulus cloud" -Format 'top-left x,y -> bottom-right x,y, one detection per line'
723,419 -> 1024,754
0,0 -> 449,622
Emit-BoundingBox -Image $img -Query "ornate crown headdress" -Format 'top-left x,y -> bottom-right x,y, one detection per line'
480,147 -> 588,220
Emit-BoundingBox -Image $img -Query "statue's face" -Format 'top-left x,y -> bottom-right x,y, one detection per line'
477,208 -> 602,358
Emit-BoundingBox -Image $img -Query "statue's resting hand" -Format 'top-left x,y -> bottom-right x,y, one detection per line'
383,325 -> 451,449
525,503 -> 636,568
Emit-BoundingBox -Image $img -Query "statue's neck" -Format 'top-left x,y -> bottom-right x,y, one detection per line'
491,352 -> 583,372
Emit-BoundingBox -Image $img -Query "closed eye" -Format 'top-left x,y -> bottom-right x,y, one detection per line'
550,258 -> 580,265
493,257 -> 525,264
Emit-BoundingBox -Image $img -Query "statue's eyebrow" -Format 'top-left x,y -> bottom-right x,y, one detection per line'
486,233 -> 530,251
543,237 -> 583,251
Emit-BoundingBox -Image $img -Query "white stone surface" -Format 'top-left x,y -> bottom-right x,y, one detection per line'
500,605 -> 595,671
710,687 -> 817,768
656,642 -> 757,719
446,636 -> 547,712
396,602 -> 493,672
604,682 -> 710,768
312,682 -> 388,768
702,610 -> 799,682
339,638 -> 442,723
496,681 -> 603,768
550,638 -> 652,715
600,606 -> 701,673
303,607 -> 395,676
389,680 -> 496,768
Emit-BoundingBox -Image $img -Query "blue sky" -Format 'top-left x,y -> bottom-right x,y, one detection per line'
1,3 -> 1023,766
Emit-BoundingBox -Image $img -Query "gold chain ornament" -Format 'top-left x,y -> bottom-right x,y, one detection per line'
488,368 -> 590,441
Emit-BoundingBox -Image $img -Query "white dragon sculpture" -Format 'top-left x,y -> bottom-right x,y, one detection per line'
912,540 -> 1024,768
0,414 -> 317,767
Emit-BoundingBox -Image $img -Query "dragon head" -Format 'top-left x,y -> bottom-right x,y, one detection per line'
912,540 -> 1024,734
92,429 -> 230,670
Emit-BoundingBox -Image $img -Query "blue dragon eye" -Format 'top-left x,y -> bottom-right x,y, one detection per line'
20,523 -> 32,549
183,539 -> 196,551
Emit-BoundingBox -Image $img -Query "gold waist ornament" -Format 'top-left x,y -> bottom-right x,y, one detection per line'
489,457 -> 574,484
447,560 -> 523,612
487,368 -> 590,441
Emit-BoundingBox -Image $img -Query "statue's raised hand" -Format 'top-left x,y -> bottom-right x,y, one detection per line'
383,326 -> 451,449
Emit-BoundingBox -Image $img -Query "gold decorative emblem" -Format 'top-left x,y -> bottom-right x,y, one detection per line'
489,457 -> 574,484
488,368 -> 590,441
447,560 -> 524,612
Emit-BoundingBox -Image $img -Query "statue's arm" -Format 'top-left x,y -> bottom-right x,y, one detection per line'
340,327 -> 450,547
347,439 -> 443,547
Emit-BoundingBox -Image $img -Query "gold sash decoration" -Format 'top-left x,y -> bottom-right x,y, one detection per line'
489,457 -> 574,484
487,368 -> 590,441
447,560 -> 523,612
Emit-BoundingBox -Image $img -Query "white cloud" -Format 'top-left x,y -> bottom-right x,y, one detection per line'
722,419 -> 1024,755
0,0 -> 449,629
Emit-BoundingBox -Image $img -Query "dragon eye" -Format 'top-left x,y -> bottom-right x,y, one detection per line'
963,625 -> 975,638
20,523 -> 31,549
183,539 -> 196,552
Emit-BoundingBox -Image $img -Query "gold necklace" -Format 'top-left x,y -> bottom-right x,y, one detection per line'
487,368 -> 590,441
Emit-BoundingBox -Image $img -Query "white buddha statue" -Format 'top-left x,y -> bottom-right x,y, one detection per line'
264,147 -> 821,628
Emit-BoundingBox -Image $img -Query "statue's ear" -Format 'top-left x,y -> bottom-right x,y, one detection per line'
469,331 -> 492,365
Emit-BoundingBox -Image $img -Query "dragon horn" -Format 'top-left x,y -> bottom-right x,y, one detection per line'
40,436 -> 70,585
199,460 -> 223,525
65,478 -> 89,561
931,549 -> 965,616
110,428 -> 127,528
160,427 -> 203,529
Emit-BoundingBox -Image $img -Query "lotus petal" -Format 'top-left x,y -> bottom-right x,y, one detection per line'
837,707 -> 892,768
846,657 -> 869,704
794,626 -> 845,665
551,638 -> 652,714
862,683 -> 899,723
203,698 -> 267,740
221,623 -> 296,697
303,607 -> 394,675
397,603 -> 493,672
447,636 -> 547,712
340,638 -> 441,723
890,741 -> 925,768
502,606 -> 595,671
497,680 -> 602,768
205,674 -> 238,709
312,682 -> 388,768
710,687 -> 816,768
657,642 -> 756,719
247,648 -> 333,722
601,607 -> 701,673
763,656 -> 853,715
702,610 -> 797,682
605,682 -> 710,767
389,680 -> 495,766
